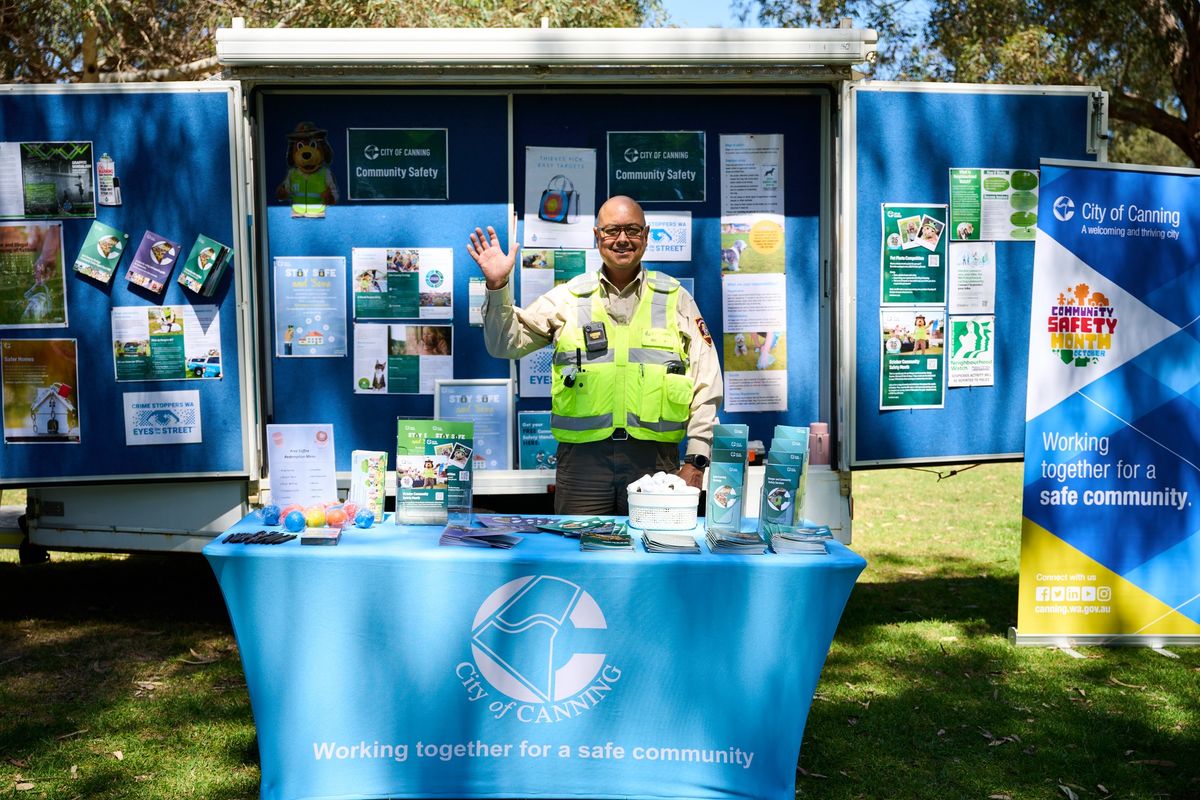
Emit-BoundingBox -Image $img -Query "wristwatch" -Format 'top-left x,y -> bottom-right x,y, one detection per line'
683,453 -> 710,469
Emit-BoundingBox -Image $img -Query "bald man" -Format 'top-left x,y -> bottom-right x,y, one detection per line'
468,196 -> 723,516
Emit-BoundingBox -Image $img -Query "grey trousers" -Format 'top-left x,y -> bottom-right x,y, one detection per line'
554,436 -> 679,516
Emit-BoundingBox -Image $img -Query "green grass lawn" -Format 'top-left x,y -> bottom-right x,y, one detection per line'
1,464 -> 1197,799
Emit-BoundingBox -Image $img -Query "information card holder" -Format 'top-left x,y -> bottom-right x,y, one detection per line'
433,379 -> 515,471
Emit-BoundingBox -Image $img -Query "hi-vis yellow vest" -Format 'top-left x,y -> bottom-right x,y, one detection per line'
551,271 -> 693,444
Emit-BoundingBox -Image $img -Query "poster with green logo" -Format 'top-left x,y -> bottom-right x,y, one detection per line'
879,307 -> 946,409
347,129 -> 448,200
949,167 -> 1039,241
0,141 -> 95,219
607,131 -> 705,202
880,203 -> 947,305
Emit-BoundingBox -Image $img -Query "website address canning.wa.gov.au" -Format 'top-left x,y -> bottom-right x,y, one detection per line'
1035,605 -> 1111,615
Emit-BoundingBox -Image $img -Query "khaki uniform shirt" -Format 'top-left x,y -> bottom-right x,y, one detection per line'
482,266 -> 723,458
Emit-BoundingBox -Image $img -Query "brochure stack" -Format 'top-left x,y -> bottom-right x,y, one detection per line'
757,425 -> 810,540
705,423 -> 749,534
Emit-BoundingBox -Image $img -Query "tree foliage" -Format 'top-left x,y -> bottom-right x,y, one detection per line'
0,0 -> 665,83
737,0 -> 1197,166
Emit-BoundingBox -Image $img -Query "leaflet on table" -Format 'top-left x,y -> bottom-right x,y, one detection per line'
126,231 -> 181,295
517,410 -> 555,470
395,419 -> 473,526
0,221 -> 67,328
772,425 -> 811,526
348,449 -> 388,523
353,323 -> 452,394
523,146 -> 597,248
947,241 -> 996,314
0,141 -> 95,219
72,220 -> 128,285
265,423 -> 337,507
880,306 -> 946,409
1,337 -> 80,444
757,436 -> 809,538
607,131 -> 706,202
949,168 -> 1039,241
121,389 -> 201,446
351,247 -> 453,320
947,315 -> 996,388
643,211 -> 692,261
720,133 -> 783,216
468,277 -> 485,326
177,234 -> 232,297
517,250 -> 601,398
719,213 -> 785,275
706,424 -> 749,533
273,256 -> 347,357
111,305 -> 222,382
881,204 -> 948,305
722,273 -> 786,331
721,330 -> 787,412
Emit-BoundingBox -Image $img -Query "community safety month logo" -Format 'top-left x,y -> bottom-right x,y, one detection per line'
1048,282 -> 1118,367
455,575 -> 622,724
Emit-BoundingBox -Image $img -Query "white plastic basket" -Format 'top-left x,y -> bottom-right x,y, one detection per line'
627,488 -> 700,530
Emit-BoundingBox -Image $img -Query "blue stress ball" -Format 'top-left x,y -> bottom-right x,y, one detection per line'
262,504 -> 282,526
354,508 -> 375,529
283,510 -> 307,532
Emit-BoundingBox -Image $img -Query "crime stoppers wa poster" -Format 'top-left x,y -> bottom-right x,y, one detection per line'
1019,160 -> 1200,641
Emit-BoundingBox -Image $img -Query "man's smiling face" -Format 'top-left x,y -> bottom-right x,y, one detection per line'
594,196 -> 649,277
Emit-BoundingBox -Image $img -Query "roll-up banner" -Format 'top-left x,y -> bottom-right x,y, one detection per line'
1018,160 -> 1200,644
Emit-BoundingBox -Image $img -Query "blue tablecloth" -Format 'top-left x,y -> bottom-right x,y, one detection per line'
204,517 -> 866,800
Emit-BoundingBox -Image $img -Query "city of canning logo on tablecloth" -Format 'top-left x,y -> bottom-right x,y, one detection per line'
458,575 -> 622,723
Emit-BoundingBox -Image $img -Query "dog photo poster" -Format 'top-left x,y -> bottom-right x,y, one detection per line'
523,146 -> 596,249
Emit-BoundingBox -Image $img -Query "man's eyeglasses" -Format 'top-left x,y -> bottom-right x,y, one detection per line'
597,224 -> 648,240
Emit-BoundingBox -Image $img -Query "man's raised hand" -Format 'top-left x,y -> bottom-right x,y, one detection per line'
467,221 -> 518,290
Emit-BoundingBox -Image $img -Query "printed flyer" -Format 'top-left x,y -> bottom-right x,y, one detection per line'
353,323 -> 452,395
121,389 -> 202,446
523,146 -> 596,248
111,305 -> 222,382
720,133 -> 783,216
949,167 -> 1039,241
947,240 -> 996,314
722,330 -> 787,412
468,277 -> 485,326
879,307 -> 946,409
177,234 -> 232,296
607,131 -> 705,202
719,214 -> 785,274
395,418 -> 474,525
273,256 -> 347,357
352,247 -> 453,320
0,141 -> 95,219
348,449 -> 389,523
266,423 -> 337,507
517,410 -> 556,470
346,128 -> 448,201
0,221 -> 67,328
643,211 -> 692,261
72,220 -> 128,285
880,203 -> 947,305
947,315 -> 995,388
125,231 -> 181,294
1,337 -> 80,443
722,273 -> 786,332
1018,160 -> 1200,642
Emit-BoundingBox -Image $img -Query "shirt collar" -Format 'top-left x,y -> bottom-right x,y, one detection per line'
598,265 -> 646,298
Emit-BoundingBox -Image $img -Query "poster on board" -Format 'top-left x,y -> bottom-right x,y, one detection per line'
0,221 -> 67,328
523,146 -> 596,249
879,307 -> 945,410
608,131 -> 705,202
1,337 -> 80,443
0,141 -> 95,219
881,203 -> 947,305
274,256 -> 347,357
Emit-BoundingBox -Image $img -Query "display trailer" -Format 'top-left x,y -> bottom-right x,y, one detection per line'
1,23 -> 1105,555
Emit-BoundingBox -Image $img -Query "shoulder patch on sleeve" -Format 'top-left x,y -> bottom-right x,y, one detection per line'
695,316 -> 713,346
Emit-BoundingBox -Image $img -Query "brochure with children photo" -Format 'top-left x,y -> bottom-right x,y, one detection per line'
394,419 -> 473,526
